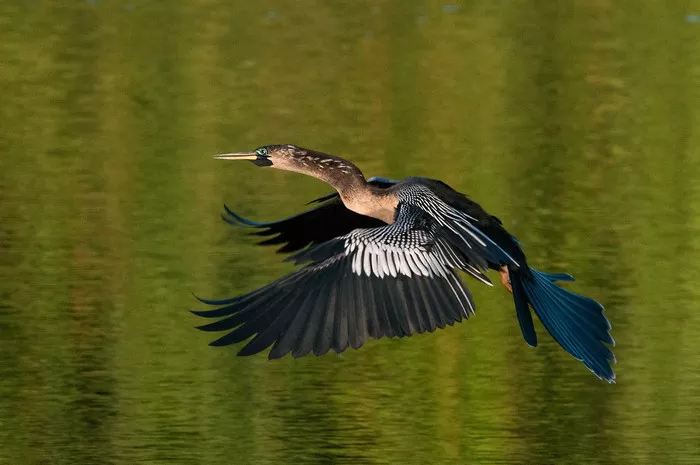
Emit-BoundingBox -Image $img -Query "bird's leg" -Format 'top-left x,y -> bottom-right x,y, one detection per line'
499,266 -> 512,293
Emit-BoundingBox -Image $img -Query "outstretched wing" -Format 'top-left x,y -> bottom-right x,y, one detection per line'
222,177 -> 397,254
193,203 -> 477,358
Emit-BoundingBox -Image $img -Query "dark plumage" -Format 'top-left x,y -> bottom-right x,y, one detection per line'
197,145 -> 616,382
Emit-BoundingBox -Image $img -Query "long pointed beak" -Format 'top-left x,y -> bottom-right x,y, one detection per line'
213,152 -> 257,161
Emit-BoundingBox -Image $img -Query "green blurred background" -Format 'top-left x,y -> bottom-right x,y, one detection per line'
1,1 -> 699,464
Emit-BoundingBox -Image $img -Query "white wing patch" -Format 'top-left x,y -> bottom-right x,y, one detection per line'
345,236 -> 487,283
346,242 -> 443,279
343,212 -> 477,283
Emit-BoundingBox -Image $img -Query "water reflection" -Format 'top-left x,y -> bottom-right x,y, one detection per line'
0,1 -> 699,464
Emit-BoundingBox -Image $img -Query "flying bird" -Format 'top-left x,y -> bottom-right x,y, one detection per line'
193,144 -> 616,382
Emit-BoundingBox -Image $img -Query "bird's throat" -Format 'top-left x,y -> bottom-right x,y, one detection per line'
340,185 -> 398,225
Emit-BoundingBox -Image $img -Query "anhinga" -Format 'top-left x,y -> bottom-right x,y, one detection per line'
193,144 -> 616,382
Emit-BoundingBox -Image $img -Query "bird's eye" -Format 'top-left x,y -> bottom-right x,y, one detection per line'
255,147 -> 268,156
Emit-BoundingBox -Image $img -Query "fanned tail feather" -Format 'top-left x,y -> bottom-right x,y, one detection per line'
512,268 -> 616,382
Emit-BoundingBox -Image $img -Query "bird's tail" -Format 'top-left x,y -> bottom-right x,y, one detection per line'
510,268 -> 616,382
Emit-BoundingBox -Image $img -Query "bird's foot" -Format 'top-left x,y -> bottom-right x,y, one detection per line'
500,266 -> 512,293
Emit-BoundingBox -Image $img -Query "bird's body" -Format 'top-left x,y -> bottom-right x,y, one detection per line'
196,145 -> 616,382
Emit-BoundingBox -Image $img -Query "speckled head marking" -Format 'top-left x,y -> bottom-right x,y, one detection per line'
216,144 -> 363,179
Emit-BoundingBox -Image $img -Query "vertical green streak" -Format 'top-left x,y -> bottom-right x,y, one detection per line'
612,2 -> 700,463
383,1 -> 428,175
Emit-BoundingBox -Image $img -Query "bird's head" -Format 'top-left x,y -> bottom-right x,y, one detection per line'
214,144 -> 364,189
214,144 -> 305,168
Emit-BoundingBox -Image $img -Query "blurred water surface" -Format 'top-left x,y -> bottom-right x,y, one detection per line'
1,1 -> 700,464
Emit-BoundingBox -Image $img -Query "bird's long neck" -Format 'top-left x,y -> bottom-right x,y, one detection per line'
313,158 -> 367,199
280,150 -> 398,224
